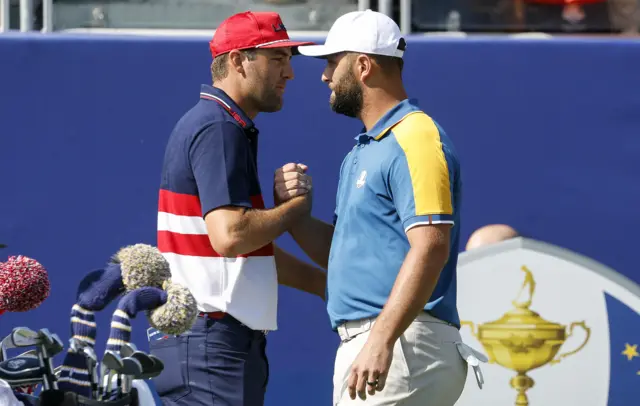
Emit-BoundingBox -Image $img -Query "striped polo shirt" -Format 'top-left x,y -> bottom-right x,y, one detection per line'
157,85 -> 278,331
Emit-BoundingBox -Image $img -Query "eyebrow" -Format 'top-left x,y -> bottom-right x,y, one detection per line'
272,49 -> 292,58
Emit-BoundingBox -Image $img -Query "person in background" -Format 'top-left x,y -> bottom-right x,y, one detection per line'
465,224 -> 520,251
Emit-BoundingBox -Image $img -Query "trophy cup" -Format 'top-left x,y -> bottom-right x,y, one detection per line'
461,265 -> 591,406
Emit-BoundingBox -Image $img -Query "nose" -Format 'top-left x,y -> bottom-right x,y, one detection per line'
321,64 -> 332,84
283,60 -> 294,80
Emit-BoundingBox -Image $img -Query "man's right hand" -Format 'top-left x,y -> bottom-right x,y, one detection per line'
274,163 -> 313,206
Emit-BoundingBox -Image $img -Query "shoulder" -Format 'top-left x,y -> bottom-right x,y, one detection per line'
390,111 -> 443,148
197,120 -> 244,138
390,111 -> 458,163
173,101 -> 242,140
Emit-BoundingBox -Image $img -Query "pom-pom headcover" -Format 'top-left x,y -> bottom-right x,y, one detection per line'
116,244 -> 171,291
0,255 -> 50,312
147,280 -> 198,335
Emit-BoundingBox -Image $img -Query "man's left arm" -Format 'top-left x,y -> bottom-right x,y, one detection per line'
369,224 -> 450,346
274,245 -> 326,300
347,121 -> 456,400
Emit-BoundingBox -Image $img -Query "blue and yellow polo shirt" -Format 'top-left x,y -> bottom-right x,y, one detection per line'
327,98 -> 462,330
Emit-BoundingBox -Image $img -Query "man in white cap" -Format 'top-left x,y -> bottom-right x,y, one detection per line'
273,9 -> 485,406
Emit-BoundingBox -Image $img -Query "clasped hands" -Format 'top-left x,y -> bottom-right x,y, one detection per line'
273,162 -> 313,205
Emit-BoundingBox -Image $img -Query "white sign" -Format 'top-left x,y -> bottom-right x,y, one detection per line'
455,237 -> 640,406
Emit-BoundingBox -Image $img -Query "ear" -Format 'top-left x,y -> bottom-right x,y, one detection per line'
228,50 -> 246,75
354,54 -> 374,82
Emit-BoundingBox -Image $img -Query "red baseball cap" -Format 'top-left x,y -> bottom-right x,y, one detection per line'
209,11 -> 315,58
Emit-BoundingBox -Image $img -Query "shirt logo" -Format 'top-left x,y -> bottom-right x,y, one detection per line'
356,170 -> 367,188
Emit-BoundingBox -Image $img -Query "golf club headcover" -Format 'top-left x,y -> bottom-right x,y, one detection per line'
57,263 -> 125,397
114,244 -> 171,291
0,255 -> 50,313
76,262 -> 125,312
106,287 -> 168,354
56,349 -> 93,399
147,280 -> 198,336
65,262 -> 126,352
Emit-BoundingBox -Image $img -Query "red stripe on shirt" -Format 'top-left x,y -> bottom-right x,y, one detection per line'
250,194 -> 266,209
158,189 -> 202,217
158,231 -> 274,257
159,190 -> 265,216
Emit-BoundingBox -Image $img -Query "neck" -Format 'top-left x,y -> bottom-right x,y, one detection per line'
359,84 -> 408,131
213,80 -> 259,119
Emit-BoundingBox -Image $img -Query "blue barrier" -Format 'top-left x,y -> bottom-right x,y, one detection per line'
1,33 -> 639,405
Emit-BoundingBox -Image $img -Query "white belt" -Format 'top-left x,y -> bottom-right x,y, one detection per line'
337,312 -> 452,342
336,313 -> 488,390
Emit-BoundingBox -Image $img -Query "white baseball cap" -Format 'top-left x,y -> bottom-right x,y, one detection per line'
297,9 -> 406,58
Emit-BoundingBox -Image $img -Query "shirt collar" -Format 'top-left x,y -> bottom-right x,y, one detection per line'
355,98 -> 422,143
199,84 -> 255,130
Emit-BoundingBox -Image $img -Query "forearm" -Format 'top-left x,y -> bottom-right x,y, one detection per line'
274,245 -> 326,299
369,244 -> 449,345
220,197 -> 309,256
289,216 -> 334,269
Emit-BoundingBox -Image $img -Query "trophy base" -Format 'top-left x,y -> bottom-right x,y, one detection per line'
510,373 -> 535,406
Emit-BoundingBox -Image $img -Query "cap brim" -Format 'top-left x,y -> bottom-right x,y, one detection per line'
296,44 -> 338,58
259,40 -> 316,51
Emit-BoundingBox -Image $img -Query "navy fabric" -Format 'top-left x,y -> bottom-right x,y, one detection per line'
159,85 -> 262,217
149,315 -> 268,406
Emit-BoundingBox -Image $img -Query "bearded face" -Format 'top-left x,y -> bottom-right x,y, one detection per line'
329,63 -> 364,118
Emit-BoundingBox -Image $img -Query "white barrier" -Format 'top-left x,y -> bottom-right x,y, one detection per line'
0,0 -> 403,34
0,0 -> 52,32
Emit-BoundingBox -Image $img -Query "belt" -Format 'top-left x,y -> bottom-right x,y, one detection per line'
198,311 -> 269,336
336,312 -> 453,342
198,311 -> 226,319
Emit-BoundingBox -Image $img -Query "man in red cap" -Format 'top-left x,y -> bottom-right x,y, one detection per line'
152,11 -> 326,406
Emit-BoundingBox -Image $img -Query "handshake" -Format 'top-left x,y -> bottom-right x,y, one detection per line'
273,162 -> 313,210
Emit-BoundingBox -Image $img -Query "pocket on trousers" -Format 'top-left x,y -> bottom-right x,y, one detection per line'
149,335 -> 191,401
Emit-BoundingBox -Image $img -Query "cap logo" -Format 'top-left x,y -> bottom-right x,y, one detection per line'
397,38 -> 406,51
272,22 -> 286,32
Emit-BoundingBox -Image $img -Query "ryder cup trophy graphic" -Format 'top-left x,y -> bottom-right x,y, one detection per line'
461,265 -> 591,406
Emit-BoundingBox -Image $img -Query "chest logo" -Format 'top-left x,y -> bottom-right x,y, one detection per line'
356,170 -> 367,189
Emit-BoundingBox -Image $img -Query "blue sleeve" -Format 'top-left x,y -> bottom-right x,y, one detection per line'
189,122 -> 252,217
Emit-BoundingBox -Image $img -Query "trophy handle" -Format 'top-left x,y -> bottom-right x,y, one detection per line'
460,321 -> 478,338
549,321 -> 591,365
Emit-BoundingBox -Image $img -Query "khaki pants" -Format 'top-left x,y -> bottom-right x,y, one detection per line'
333,313 -> 471,406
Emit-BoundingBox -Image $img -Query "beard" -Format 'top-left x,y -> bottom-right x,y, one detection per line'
253,86 -> 283,113
330,68 -> 363,118
245,66 -> 284,113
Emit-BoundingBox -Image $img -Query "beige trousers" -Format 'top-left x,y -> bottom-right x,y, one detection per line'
333,313 -> 470,406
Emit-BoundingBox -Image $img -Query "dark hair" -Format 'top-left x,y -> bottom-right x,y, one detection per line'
370,54 -> 404,73
374,38 -> 405,73
211,49 -> 258,82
